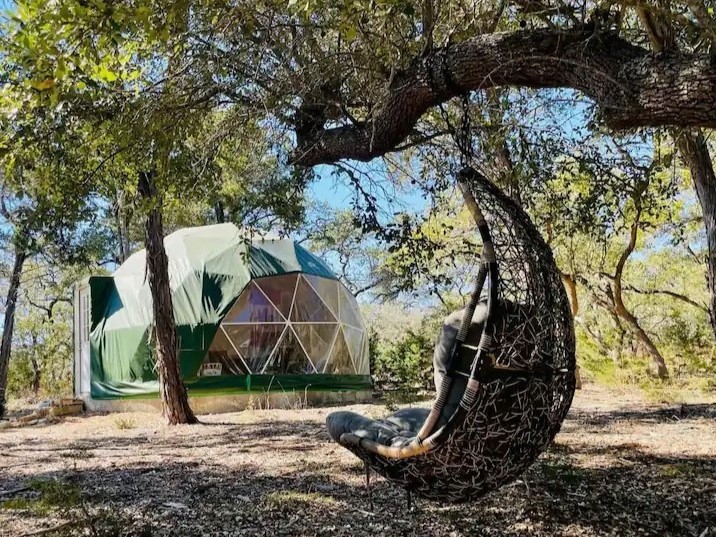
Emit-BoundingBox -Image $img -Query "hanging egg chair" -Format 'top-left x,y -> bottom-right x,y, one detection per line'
326,167 -> 576,503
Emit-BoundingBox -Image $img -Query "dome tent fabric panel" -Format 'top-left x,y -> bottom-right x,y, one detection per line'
87,224 -> 370,399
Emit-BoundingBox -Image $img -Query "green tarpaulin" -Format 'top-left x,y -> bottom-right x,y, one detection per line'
86,224 -> 371,399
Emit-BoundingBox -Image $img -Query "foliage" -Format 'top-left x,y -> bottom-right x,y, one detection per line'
6,260 -> 98,401
1,0 -> 715,401
371,330 -> 433,394
366,300 -> 460,396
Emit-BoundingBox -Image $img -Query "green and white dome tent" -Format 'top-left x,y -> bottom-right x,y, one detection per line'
72,224 -> 371,411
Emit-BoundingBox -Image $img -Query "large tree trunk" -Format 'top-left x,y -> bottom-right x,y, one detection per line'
675,131 -> 716,337
138,172 -> 197,425
0,247 -> 27,417
632,4 -> 716,339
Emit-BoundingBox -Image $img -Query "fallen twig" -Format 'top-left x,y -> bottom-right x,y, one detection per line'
0,486 -> 30,497
19,521 -> 73,537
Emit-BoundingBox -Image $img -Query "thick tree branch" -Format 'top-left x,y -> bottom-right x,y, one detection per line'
293,27 -> 716,165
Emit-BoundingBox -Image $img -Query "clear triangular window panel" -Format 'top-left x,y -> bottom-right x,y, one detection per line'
338,285 -> 364,329
290,276 -> 337,323
342,325 -> 364,374
263,326 -> 315,374
224,281 -> 284,323
293,323 -> 339,374
255,274 -> 298,319
223,324 -> 284,373
324,327 -> 356,374
201,327 -> 249,376
355,330 -> 370,375
304,275 -> 339,318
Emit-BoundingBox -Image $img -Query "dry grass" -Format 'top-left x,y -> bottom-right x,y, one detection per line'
113,417 -> 137,430
0,384 -> 714,537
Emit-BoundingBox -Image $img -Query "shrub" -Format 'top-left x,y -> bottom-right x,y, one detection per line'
371,330 -> 434,395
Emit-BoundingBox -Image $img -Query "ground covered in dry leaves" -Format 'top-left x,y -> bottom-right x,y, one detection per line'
1,385 -> 714,537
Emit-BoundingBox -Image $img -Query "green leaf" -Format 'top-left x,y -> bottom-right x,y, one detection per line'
97,66 -> 118,83
30,78 -> 56,91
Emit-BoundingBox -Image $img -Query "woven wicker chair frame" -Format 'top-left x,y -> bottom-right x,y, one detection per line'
331,168 -> 576,503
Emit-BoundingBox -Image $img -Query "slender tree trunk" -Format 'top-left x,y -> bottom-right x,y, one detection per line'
611,218 -> 669,379
214,201 -> 225,224
115,191 -> 132,263
0,248 -> 27,417
561,273 -> 579,317
675,131 -> 716,338
608,311 -> 626,366
613,301 -> 668,378
30,339 -> 40,397
138,172 -> 197,425
561,272 -> 582,388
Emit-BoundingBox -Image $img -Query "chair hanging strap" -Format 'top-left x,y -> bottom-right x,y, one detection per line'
416,172 -> 500,449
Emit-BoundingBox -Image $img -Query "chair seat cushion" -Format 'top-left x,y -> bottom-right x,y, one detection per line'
326,305 -> 490,450
326,407 -> 430,448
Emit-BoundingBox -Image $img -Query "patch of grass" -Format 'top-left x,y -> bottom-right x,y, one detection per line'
577,342 -> 716,404
1,478 -> 81,514
265,490 -> 337,507
113,416 -> 137,430
639,375 -> 716,404
659,463 -> 694,477
539,462 -> 589,488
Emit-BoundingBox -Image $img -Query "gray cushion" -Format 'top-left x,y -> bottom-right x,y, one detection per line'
326,305 -> 488,448
431,305 -> 488,429
433,304 -> 489,390
326,407 -> 431,447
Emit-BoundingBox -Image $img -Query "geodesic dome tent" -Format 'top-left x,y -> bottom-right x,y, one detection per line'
73,224 -> 370,405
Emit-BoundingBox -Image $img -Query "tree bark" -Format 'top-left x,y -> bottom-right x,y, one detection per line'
675,131 -> 716,337
0,247 -> 27,416
138,172 -> 197,425
561,273 -> 579,317
293,27 -> 716,166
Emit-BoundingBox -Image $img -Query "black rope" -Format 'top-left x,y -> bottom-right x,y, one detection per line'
365,461 -> 373,511
439,93 -> 474,169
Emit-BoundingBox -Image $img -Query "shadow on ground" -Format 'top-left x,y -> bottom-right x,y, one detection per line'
1,405 -> 715,537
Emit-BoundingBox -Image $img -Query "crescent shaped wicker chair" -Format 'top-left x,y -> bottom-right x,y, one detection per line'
326,168 -> 576,503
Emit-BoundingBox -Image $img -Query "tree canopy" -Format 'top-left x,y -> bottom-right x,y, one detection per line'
1,0 -> 714,407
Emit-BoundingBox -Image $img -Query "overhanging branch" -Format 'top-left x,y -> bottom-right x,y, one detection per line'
292,27 -> 716,166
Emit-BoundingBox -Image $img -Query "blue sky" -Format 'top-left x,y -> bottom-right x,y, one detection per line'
309,163 -> 428,215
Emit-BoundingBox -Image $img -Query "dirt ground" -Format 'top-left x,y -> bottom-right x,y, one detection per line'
1,385 -> 714,537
